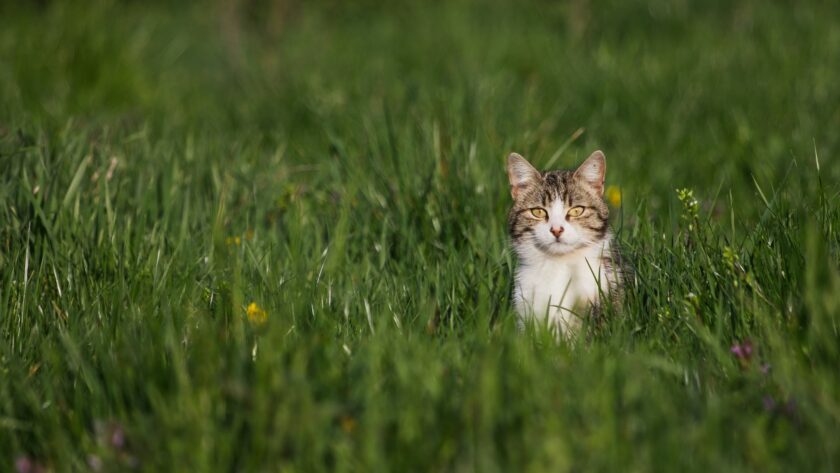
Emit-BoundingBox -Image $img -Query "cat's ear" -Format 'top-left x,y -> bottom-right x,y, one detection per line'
574,150 -> 606,194
507,153 -> 541,199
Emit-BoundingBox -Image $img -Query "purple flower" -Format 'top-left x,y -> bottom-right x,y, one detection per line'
14,457 -> 44,473
742,341 -> 753,357
110,425 -> 126,449
15,456 -> 33,473
730,340 -> 754,361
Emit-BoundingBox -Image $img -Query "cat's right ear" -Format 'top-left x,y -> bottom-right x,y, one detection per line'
507,153 -> 541,199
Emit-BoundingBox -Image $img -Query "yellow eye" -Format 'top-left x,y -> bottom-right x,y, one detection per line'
567,206 -> 585,218
530,208 -> 547,219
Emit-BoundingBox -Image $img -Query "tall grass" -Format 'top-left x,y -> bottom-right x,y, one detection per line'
1,0 -> 839,471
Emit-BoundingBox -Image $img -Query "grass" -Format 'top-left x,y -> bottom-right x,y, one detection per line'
1,0 -> 840,471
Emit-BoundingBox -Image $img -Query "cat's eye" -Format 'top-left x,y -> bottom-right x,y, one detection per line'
529,208 -> 548,219
566,206 -> 585,218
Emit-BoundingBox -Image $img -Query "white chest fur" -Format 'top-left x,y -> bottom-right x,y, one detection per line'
513,240 -> 613,333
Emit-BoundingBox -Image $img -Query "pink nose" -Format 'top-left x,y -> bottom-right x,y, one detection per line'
550,226 -> 564,238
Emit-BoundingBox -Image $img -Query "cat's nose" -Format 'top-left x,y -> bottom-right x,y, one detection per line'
550,226 -> 564,238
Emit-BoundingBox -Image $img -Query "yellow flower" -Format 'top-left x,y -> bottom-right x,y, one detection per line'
246,302 -> 267,325
226,236 -> 242,246
606,185 -> 622,207
339,415 -> 357,433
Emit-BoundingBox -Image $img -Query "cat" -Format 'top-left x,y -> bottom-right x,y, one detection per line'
507,150 -> 623,336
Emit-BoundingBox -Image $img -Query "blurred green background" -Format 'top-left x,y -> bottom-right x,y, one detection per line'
1,0 -> 839,471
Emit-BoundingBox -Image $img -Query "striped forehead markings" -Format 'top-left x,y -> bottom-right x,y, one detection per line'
541,171 -> 573,207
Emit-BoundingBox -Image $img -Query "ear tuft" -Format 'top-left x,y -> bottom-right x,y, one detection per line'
507,153 -> 541,199
574,150 -> 606,194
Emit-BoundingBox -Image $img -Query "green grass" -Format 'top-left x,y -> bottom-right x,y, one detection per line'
2,0 -> 840,471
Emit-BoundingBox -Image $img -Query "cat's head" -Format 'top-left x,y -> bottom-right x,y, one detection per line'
507,150 -> 610,257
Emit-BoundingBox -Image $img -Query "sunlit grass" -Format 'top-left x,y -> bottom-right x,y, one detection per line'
1,1 -> 839,471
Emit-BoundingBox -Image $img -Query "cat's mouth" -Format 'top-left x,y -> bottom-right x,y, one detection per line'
535,239 -> 577,255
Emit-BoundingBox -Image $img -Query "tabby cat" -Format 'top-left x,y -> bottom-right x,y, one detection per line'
507,150 -> 623,335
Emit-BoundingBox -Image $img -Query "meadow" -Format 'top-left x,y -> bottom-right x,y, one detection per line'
1,0 -> 840,471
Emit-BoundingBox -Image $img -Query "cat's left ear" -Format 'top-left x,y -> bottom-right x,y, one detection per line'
574,150 -> 606,194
